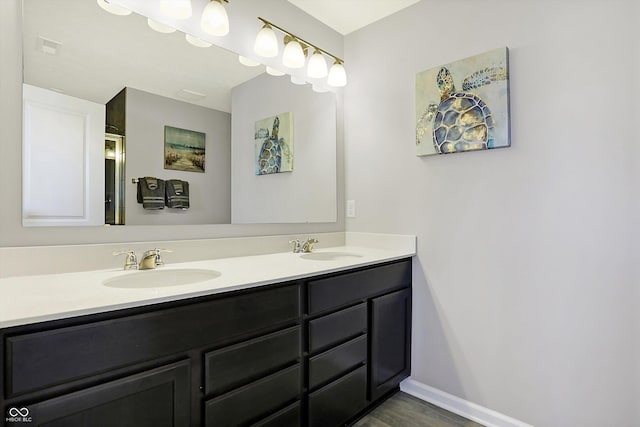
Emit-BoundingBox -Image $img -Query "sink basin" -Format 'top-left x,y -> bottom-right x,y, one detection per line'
103,268 -> 221,289
299,252 -> 363,261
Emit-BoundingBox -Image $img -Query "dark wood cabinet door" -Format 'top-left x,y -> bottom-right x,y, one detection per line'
370,288 -> 412,401
21,360 -> 191,427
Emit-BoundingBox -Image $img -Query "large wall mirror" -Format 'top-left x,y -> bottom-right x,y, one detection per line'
22,0 -> 337,227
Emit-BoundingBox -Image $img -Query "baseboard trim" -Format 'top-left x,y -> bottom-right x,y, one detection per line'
400,378 -> 534,427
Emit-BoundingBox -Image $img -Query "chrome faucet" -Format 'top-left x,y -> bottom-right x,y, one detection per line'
139,248 -> 172,270
113,250 -> 138,270
289,238 -> 318,253
301,238 -> 319,253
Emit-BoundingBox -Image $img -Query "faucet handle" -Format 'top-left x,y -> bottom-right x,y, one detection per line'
113,250 -> 138,270
150,248 -> 172,267
302,237 -> 319,253
289,239 -> 301,253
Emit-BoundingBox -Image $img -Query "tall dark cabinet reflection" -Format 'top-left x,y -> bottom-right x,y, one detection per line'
105,89 -> 126,225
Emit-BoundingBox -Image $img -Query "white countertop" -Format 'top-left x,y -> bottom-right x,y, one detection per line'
0,243 -> 415,328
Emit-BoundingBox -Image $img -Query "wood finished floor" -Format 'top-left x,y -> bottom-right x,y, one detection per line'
353,392 -> 484,427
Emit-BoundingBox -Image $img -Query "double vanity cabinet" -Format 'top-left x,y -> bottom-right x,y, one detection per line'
1,258 -> 411,426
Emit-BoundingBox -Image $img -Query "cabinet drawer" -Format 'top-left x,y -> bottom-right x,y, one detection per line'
309,335 -> 366,390
308,365 -> 367,427
308,259 -> 411,314
205,326 -> 300,396
22,360 -> 191,427
308,303 -> 366,354
251,401 -> 300,427
6,284 -> 299,396
204,364 -> 300,427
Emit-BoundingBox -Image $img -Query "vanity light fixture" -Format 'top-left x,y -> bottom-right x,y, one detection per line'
147,18 -> 177,33
160,0 -> 192,20
185,34 -> 212,48
201,0 -> 229,37
266,66 -> 285,76
96,0 -> 131,16
254,17 -> 346,87
238,55 -> 260,67
254,23 -> 279,58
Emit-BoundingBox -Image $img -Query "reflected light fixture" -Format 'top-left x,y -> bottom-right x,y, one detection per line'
185,34 -> 212,48
238,55 -> 260,67
266,66 -> 285,76
160,0 -> 192,20
254,23 -> 279,58
147,18 -> 176,33
290,75 -> 307,85
201,0 -> 229,37
96,0 -> 131,16
254,17 -> 346,87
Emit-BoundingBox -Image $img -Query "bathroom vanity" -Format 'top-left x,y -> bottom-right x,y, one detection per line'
0,252 -> 412,426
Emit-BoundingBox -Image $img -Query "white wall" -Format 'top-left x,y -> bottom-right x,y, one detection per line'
231,74 -> 337,224
125,88 -> 231,225
0,0 -> 344,247
344,0 -> 637,426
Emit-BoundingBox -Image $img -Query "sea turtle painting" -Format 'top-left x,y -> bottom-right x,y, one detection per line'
255,113 -> 293,175
416,47 -> 510,156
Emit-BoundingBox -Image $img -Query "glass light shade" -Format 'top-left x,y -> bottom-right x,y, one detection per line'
266,66 -> 285,76
254,25 -> 278,58
290,75 -> 307,85
327,61 -> 347,87
312,84 -> 328,93
307,50 -> 328,78
201,0 -> 229,37
160,0 -> 192,19
282,40 -> 305,69
96,0 -> 131,16
238,55 -> 260,67
147,18 -> 176,33
185,34 -> 212,48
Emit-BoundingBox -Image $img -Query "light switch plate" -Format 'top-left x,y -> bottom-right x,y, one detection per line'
346,200 -> 356,218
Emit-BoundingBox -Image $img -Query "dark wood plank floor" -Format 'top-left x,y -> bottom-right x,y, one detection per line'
353,392 -> 484,427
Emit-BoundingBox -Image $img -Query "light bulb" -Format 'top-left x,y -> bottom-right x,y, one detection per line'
147,18 -> 176,33
201,0 -> 229,37
282,39 -> 305,69
307,50 -> 328,79
96,0 -> 131,16
185,34 -> 212,48
254,25 -> 278,57
160,0 -> 192,19
238,55 -> 260,67
328,61 -> 347,87
266,66 -> 285,76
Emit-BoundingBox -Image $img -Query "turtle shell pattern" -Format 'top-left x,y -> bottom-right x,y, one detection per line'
258,138 -> 282,174
432,92 -> 495,154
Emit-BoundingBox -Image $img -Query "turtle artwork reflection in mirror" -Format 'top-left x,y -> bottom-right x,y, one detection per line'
255,112 -> 293,175
416,47 -> 510,156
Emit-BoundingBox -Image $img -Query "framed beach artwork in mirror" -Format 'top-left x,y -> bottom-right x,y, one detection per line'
416,47 -> 510,156
255,112 -> 294,175
164,125 -> 206,173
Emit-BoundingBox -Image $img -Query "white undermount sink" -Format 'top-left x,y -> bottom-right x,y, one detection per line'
299,251 -> 363,261
103,268 -> 221,289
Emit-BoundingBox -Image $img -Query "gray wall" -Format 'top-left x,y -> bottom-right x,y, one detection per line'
343,0 -> 638,426
231,74 -> 337,224
125,88 -> 231,225
0,0 -> 344,246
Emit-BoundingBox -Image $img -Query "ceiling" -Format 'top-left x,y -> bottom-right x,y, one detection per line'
287,0 -> 422,35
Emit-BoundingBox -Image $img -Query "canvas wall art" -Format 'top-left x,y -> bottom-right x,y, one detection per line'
416,47 -> 510,156
164,125 -> 206,173
255,112 -> 293,175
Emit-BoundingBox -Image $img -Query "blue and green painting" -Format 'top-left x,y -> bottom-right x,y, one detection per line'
164,125 -> 206,172
255,112 -> 293,175
416,47 -> 510,156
